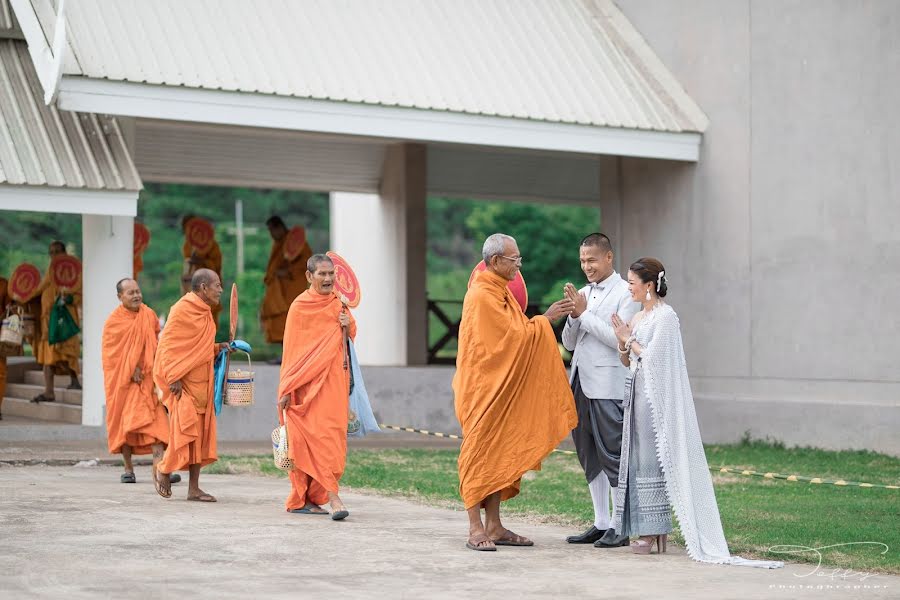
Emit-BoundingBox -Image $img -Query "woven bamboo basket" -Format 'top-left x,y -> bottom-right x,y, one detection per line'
224,352 -> 255,406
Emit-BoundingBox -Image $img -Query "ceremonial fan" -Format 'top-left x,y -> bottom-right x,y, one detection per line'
50,254 -> 82,290
325,251 -> 361,373
9,263 -> 41,303
282,226 -> 307,262
468,260 -> 528,312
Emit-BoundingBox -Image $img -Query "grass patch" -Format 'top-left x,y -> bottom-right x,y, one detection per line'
212,441 -> 900,574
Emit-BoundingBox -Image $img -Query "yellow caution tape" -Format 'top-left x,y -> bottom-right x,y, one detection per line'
379,424 -> 899,490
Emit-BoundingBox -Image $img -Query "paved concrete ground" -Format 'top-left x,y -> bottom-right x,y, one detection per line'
0,422 -> 462,464
1,466 -> 895,599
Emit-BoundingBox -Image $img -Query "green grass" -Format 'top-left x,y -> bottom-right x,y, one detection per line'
210,440 -> 900,574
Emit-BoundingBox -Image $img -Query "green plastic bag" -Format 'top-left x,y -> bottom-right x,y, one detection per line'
48,296 -> 80,344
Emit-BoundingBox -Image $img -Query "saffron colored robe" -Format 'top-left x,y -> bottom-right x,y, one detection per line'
453,269 -> 577,509
277,290 -> 356,511
260,238 -> 311,343
34,267 -> 81,373
102,304 -> 169,454
154,293 -> 218,472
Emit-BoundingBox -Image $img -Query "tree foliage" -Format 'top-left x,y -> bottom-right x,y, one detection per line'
1,185 -> 598,359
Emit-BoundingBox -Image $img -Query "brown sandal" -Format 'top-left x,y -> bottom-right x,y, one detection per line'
491,530 -> 534,546
466,533 -> 497,552
153,467 -> 172,499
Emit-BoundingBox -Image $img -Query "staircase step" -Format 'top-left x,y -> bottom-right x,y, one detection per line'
2,396 -> 82,424
4,383 -> 82,406
23,371 -> 75,388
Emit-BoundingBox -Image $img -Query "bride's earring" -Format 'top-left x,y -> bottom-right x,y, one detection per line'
645,288 -> 651,301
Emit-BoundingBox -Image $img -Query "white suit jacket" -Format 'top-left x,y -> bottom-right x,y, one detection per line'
561,272 -> 641,400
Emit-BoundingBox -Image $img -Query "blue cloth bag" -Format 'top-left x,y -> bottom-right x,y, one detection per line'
213,339 -> 252,416
347,340 -> 380,438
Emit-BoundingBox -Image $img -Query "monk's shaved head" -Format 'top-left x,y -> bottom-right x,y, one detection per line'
307,254 -> 333,273
191,269 -> 218,292
116,278 -> 142,312
116,278 -> 136,295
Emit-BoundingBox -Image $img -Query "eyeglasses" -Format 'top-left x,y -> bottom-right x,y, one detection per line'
497,255 -> 523,265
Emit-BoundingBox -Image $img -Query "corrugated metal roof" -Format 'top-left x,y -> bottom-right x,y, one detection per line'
0,0 -> 21,35
36,0 -> 707,134
0,39 -> 141,190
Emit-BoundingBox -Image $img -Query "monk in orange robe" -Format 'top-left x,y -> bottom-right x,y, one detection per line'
102,278 -> 171,484
181,216 -> 224,331
277,254 -> 355,519
261,216 -> 311,345
454,233 -> 578,551
154,269 -> 228,501
30,241 -> 81,403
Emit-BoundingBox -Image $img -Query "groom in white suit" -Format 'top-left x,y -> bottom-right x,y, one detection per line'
562,233 -> 640,548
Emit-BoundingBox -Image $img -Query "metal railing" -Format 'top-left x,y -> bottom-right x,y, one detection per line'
426,299 -> 570,365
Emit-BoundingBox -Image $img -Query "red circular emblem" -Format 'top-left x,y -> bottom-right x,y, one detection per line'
468,261 -> 529,312
185,218 -> 215,254
50,255 -> 82,289
134,222 -> 151,255
325,251 -> 361,308
282,226 -> 308,262
9,263 -> 41,302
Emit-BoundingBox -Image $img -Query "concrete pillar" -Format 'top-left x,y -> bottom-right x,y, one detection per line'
81,214 -> 134,426
597,155 -> 625,270
329,143 -> 427,366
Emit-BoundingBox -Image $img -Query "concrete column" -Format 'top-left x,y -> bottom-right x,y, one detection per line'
329,143 -> 427,366
81,214 -> 134,426
597,155 -> 624,269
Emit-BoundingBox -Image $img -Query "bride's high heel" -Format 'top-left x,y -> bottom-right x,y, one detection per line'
631,534 -> 668,554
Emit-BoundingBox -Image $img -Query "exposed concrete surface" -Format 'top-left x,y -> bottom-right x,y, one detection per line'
1,466 -> 896,599
0,429 -> 462,464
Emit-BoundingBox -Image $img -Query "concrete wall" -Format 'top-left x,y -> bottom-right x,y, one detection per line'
613,0 -> 900,444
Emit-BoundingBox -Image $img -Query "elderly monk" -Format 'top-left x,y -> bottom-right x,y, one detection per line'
277,254 -> 355,520
261,216 -> 311,346
102,278 -> 174,484
30,241 -> 82,403
154,269 -> 229,501
181,216 -> 224,331
454,233 -> 578,551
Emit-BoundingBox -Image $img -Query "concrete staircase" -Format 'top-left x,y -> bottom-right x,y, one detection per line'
2,360 -> 82,424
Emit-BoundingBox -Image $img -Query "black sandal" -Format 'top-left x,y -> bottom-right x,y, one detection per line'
121,472 -> 136,484
31,394 -> 53,404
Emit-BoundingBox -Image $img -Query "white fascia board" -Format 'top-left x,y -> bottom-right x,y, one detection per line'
57,78 -> 702,162
8,0 -> 55,95
0,185 -> 138,216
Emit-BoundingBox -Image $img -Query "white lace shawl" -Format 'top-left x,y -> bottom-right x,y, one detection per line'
627,303 -> 782,568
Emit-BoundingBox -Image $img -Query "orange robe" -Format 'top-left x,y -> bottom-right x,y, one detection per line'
102,304 -> 169,455
154,292 -> 218,472
453,269 -> 577,509
260,239 -> 311,343
34,268 -> 81,373
277,290 -> 356,511
182,239 -> 223,330
133,254 -> 143,281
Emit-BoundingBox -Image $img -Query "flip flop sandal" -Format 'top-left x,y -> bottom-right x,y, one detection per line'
153,469 -> 172,499
187,494 -> 217,502
466,535 -> 497,552
331,510 -> 349,521
290,507 -> 329,515
120,472 -> 136,484
169,473 -> 182,484
30,394 -> 52,404
492,533 -> 534,547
